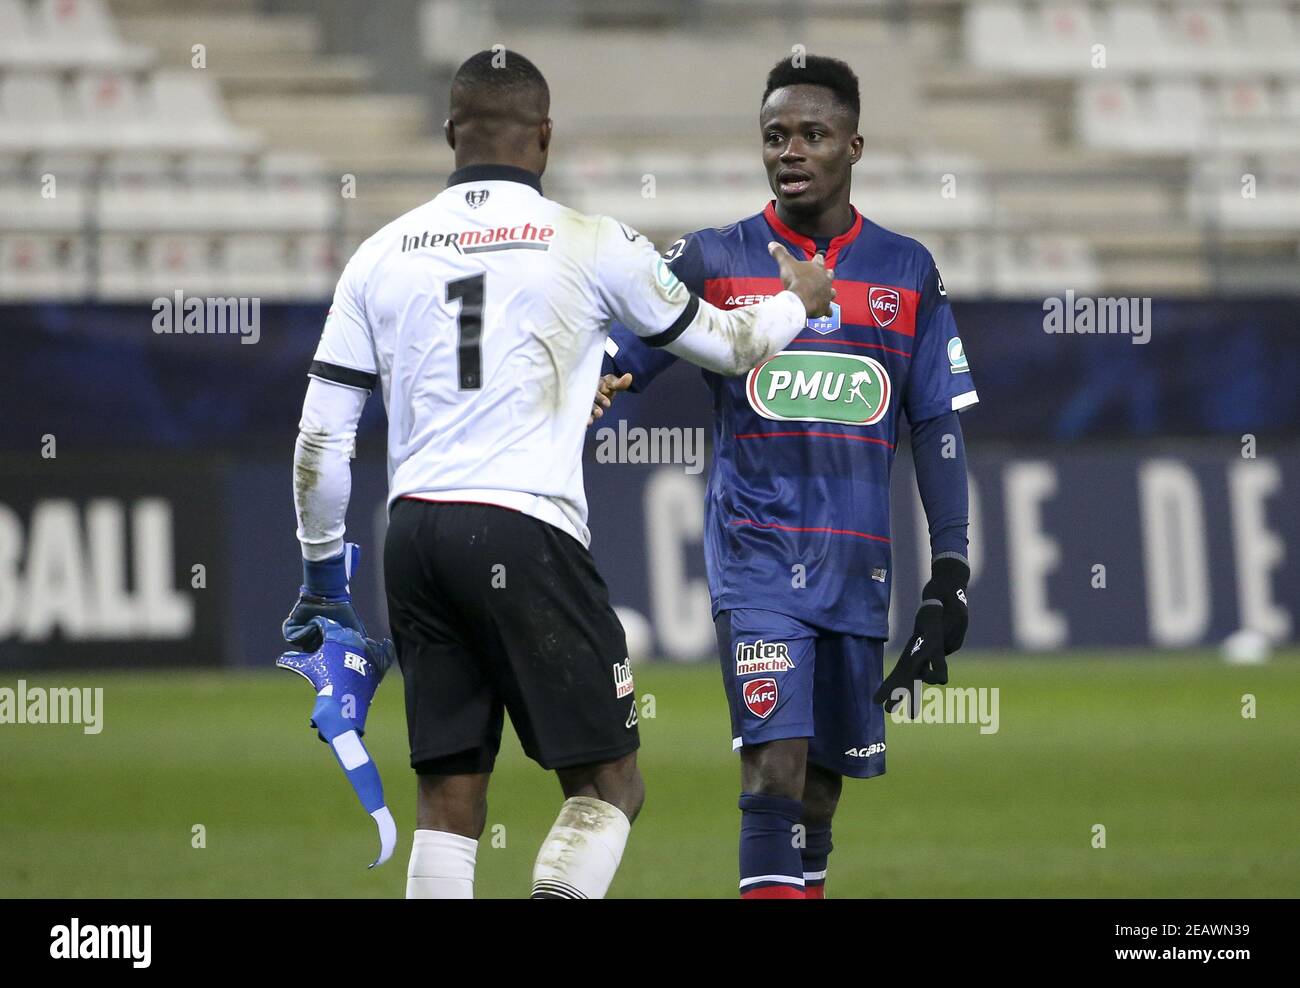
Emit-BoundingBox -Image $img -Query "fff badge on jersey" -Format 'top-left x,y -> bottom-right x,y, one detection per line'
805,300 -> 840,335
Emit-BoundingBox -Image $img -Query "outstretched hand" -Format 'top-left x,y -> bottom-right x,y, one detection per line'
589,372 -> 634,425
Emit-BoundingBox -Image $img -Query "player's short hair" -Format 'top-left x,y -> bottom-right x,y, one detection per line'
450,49 -> 550,124
762,55 -> 860,125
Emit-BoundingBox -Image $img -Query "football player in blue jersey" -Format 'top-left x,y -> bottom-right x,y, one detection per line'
598,55 -> 978,898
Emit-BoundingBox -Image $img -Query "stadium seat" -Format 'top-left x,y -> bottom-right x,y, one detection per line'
222,233 -> 293,297
1076,81 -> 1145,151
96,232 -> 147,299
0,72 -> 76,152
27,0 -> 152,69
991,234 -> 1100,295
142,233 -> 223,296
1241,5 -> 1300,71
1169,5 -> 1236,72
1189,152 -> 1300,230
69,71 -> 148,150
0,0 -> 35,66
143,69 -> 259,152
0,233 -> 87,298
963,3 -> 1030,71
0,176 -> 84,232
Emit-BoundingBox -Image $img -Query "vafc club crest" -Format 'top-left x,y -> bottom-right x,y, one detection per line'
868,286 -> 900,328
743,678 -> 778,719
805,300 -> 841,335
465,189 -> 490,209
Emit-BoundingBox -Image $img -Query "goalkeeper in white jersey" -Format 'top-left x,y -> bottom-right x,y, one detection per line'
283,49 -> 835,899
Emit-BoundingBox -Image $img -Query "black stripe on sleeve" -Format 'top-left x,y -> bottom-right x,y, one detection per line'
308,360 -> 378,392
641,293 -> 700,348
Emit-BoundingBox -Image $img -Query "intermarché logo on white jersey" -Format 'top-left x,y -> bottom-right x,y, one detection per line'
400,222 -> 555,255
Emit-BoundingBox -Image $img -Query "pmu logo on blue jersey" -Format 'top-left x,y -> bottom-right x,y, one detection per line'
806,301 -> 841,335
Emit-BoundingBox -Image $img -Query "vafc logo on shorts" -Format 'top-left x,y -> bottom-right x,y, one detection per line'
735,639 -> 794,675
743,678 -> 778,719
613,658 -> 634,699
868,286 -> 900,328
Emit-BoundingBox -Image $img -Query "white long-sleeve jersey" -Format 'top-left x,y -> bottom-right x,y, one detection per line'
295,164 -> 808,556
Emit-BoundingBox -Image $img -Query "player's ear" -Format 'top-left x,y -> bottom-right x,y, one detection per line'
443,118 -> 455,150
849,133 -> 863,164
538,117 -> 553,153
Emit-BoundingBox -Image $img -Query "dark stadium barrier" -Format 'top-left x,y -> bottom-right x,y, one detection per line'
3,302 -> 1296,668
4,300 -> 1298,451
1,442 -> 1295,669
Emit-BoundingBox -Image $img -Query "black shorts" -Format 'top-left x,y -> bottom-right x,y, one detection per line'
384,497 -> 639,775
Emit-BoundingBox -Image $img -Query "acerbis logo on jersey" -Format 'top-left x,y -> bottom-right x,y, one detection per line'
613,657 -> 635,699
735,639 -> 794,675
746,350 -> 891,426
868,286 -> 900,328
844,742 -> 885,758
399,222 -> 554,255
742,678 -> 778,719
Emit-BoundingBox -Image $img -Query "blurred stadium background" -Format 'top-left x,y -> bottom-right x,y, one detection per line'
1,0 -> 1297,898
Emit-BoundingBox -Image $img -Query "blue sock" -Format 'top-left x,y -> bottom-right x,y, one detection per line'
738,792 -> 805,898
801,822 -> 832,898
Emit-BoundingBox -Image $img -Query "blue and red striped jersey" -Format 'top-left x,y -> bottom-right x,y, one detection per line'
604,202 -> 977,637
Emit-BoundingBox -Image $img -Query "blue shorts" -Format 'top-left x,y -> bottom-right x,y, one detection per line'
716,608 -> 887,779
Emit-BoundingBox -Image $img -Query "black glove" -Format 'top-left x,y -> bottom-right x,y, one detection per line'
924,554 -> 970,657
874,556 -> 969,714
875,602 -> 945,714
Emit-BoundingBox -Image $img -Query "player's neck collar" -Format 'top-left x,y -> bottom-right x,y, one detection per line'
447,164 -> 543,195
763,201 -> 862,269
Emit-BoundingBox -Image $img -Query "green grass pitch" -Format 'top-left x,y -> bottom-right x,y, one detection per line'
2,652 -> 1297,898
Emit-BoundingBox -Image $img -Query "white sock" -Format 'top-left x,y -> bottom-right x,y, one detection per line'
406,830 -> 478,899
531,797 -> 631,899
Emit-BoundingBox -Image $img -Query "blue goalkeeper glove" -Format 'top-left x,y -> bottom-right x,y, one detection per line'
875,556 -> 969,714
277,616 -> 397,868
283,543 -> 366,651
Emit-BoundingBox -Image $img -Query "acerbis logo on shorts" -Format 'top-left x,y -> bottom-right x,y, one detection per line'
844,742 -> 885,758
743,678 -> 778,719
735,639 -> 794,675
613,658 -> 634,699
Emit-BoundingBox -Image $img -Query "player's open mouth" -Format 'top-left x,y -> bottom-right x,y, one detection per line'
774,170 -> 806,196
777,170 -> 812,196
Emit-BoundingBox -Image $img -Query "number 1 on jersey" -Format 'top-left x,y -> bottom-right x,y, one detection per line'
446,273 -> 484,390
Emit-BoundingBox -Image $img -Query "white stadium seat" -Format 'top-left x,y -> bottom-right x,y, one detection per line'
992,234 -> 1100,296
0,234 -> 87,299
29,0 -> 151,69
0,0 -> 35,66
0,73 -> 75,152
0,177 -> 85,232
142,69 -> 259,152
